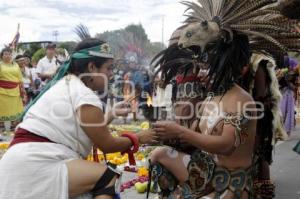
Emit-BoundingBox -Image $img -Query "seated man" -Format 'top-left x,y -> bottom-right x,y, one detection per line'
149,1 -> 300,198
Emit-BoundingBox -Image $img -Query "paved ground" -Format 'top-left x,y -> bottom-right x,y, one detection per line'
121,128 -> 300,199
1,123 -> 300,199
271,128 -> 300,199
120,171 -> 156,199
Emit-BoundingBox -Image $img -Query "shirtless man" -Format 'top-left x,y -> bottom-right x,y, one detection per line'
148,1 -> 299,198
149,23 -> 256,199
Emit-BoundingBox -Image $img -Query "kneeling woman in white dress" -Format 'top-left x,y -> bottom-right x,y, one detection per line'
0,38 -> 157,199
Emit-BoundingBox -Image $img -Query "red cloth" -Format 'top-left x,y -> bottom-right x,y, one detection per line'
176,75 -> 201,84
121,133 -> 139,165
9,128 -> 54,148
0,79 -> 24,98
0,79 -> 20,89
93,146 -> 100,162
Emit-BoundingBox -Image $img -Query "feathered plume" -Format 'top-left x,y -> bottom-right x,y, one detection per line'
74,24 -> 91,41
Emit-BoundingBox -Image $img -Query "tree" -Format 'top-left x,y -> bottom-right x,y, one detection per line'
95,24 -> 164,63
31,48 -> 46,64
17,43 -> 42,58
124,24 -> 149,50
58,41 -> 77,53
96,29 -> 125,58
146,42 -> 166,58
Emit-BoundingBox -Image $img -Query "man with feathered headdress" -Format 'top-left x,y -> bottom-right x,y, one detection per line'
148,1 -> 300,199
241,53 -> 286,199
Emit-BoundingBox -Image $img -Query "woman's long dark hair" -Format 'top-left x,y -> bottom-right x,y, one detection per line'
151,33 -> 251,92
207,33 -> 251,92
151,43 -> 195,87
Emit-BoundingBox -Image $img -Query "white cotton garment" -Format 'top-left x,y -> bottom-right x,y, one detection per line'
0,142 -> 92,199
36,56 -> 60,85
0,75 -> 104,199
18,75 -> 103,158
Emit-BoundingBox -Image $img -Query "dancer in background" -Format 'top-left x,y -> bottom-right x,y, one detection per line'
280,57 -> 299,136
0,48 -> 24,138
242,54 -> 285,199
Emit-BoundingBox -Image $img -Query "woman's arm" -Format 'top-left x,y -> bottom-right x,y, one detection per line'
105,110 -> 115,125
17,65 -> 27,104
79,104 -> 156,153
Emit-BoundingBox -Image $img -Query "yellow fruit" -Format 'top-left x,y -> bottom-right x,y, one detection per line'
0,143 -> 9,150
137,167 -> 149,177
137,154 -> 144,161
140,122 -> 150,130
135,182 -> 147,193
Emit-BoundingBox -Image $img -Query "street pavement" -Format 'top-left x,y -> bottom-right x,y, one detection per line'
271,128 -> 300,199
121,128 -> 300,199
1,123 -> 299,199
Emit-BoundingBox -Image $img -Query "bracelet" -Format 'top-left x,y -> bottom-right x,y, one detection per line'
121,133 -> 139,165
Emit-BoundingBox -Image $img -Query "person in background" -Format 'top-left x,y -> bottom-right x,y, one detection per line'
0,48 -> 24,138
24,54 -> 38,101
27,55 -> 42,99
36,43 -> 60,88
112,70 -> 124,102
241,55 -> 284,198
16,55 -> 31,104
280,57 -> 299,136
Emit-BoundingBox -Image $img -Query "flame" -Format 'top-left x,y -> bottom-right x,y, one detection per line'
147,94 -> 153,107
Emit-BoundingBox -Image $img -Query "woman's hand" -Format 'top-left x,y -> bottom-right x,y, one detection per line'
137,129 -> 159,145
112,101 -> 132,117
106,101 -> 131,124
152,121 -> 184,140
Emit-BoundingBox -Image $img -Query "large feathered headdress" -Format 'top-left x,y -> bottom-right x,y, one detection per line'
151,0 -> 300,92
178,0 -> 300,57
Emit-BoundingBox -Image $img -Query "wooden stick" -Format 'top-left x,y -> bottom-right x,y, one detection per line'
126,94 -> 139,103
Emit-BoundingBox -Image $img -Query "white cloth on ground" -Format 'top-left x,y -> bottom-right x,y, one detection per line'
0,142 -> 92,199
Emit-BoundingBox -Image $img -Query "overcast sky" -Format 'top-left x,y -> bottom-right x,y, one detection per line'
0,0 -> 187,48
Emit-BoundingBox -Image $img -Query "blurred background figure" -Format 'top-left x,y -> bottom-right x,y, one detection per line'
27,55 -> 42,99
36,43 -> 60,88
24,54 -> 41,101
112,70 -> 125,102
0,48 -> 24,139
279,56 -> 299,136
123,71 -> 135,122
15,54 -> 31,105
